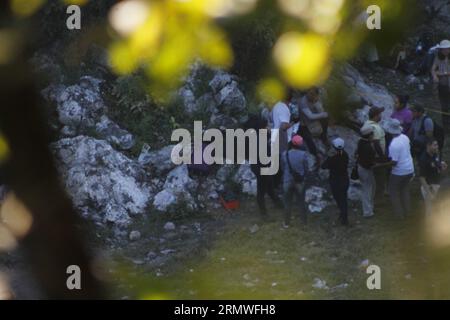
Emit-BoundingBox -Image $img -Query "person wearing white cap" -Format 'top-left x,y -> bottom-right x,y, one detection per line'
386,119 -> 415,218
431,39 -> 450,128
356,125 -> 377,218
321,138 -> 350,225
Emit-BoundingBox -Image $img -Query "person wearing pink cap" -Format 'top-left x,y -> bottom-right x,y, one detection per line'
291,135 -> 303,148
281,135 -> 309,228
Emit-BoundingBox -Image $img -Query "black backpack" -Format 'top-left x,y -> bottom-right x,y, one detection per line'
419,116 -> 445,151
286,151 -> 304,183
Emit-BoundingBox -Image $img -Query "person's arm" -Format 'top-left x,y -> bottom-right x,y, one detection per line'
431,58 -> 439,83
315,101 -> 325,114
406,123 -> 414,138
373,161 -> 394,168
304,157 -> 310,176
280,122 -> 293,131
406,110 -> 414,125
321,157 -> 331,170
301,105 -> 328,121
345,152 -> 350,169
394,50 -> 405,69
387,143 -> 399,168
418,157 -> 436,198
419,176 -> 434,198
279,105 -> 293,131
373,144 -> 394,168
441,161 -> 448,172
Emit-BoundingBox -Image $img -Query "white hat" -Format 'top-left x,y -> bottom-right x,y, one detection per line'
332,138 -> 345,150
385,118 -> 403,135
439,39 -> 450,49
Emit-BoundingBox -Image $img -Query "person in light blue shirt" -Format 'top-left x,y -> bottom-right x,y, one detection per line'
281,135 -> 309,228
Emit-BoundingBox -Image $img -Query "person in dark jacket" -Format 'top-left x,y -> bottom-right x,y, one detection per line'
245,115 -> 283,219
356,125 -> 377,218
321,138 -> 350,226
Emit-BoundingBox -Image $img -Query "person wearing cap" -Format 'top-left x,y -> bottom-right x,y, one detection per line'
356,125 -> 378,218
431,39 -> 450,128
386,119 -> 415,218
321,138 -> 350,226
281,135 -> 309,228
409,105 -> 434,158
365,106 -> 386,153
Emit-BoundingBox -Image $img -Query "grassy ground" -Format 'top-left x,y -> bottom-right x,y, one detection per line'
103,177 -> 450,300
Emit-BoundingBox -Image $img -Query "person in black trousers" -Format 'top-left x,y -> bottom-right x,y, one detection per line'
244,115 -> 283,219
321,138 -> 350,226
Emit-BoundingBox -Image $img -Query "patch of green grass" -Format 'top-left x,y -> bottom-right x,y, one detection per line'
101,58 -> 450,300
103,177 -> 450,299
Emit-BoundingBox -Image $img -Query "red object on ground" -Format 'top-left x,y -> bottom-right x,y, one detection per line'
219,197 -> 240,210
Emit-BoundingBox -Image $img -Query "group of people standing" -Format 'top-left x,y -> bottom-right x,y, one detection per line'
356,98 -> 448,219
248,87 -> 341,228
268,88 -> 333,228
247,38 -> 450,228
249,36 -> 450,227
248,87 -> 332,228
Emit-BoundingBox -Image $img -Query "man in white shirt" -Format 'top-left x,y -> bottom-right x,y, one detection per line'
386,119 -> 415,218
271,92 -> 296,156
271,93 -> 296,186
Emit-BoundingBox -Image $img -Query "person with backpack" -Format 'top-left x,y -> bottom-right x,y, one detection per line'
364,106 -> 390,199
281,135 -> 309,229
356,125 -> 378,218
409,106 -> 444,157
321,138 -> 350,226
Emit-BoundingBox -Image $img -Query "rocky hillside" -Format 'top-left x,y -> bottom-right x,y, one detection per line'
31,48 -> 398,237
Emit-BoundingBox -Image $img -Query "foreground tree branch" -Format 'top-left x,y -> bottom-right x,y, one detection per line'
0,44 -> 103,301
